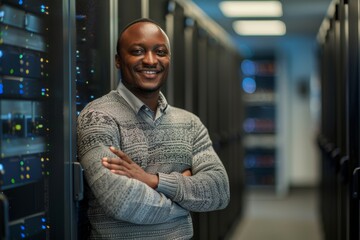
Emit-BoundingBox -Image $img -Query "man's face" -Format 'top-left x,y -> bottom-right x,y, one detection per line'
116,22 -> 171,95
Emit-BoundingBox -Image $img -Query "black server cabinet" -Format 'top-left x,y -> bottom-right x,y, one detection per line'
337,1 -> 350,239
321,11 -> 339,240
0,1 -> 52,239
118,0 -> 142,31
0,0 -> 78,239
0,0 -> 117,239
241,57 -> 277,188
75,0 -> 116,113
75,0 -> 118,238
348,0 -> 360,239
166,1 -> 186,108
318,0 -> 360,239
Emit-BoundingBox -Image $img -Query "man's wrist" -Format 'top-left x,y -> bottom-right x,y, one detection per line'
150,173 -> 159,189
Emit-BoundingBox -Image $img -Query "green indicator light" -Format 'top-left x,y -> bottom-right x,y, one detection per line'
19,54 -> 23,59
15,124 -> 22,131
20,161 -> 24,166
11,178 -> 15,184
9,69 -> 14,74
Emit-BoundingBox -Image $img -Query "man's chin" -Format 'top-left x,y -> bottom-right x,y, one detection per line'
139,81 -> 164,93
141,86 -> 162,93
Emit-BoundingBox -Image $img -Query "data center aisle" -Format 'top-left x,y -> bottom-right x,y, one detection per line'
225,188 -> 324,240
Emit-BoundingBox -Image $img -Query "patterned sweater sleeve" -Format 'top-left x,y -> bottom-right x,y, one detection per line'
77,108 -> 188,224
156,117 -> 230,212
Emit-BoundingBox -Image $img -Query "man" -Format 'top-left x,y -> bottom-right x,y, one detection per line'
77,18 -> 230,239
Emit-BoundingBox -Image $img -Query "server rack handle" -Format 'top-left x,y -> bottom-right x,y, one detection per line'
340,156 -> 349,184
0,193 -> 9,240
352,167 -> 360,199
73,162 -> 84,202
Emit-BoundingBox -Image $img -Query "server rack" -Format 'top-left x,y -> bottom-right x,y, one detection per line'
194,27 -> 210,240
347,0 -> 360,238
0,0 -> 117,238
0,0 -> 78,239
164,1 -> 244,239
317,0 -> 360,239
241,57 -> 277,188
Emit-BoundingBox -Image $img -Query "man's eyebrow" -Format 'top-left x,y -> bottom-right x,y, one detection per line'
127,43 -> 169,49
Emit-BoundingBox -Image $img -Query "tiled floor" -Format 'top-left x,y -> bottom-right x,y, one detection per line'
225,188 -> 324,240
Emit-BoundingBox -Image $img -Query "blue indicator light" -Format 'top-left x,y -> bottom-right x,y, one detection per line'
42,225 -> 46,230
0,50 -> 3,58
0,164 -> 3,171
40,5 -> 46,13
19,84 -> 24,88
41,217 -> 46,222
18,0 -> 23,5
19,89 -> 24,95
20,225 -> 25,230
242,77 -> 256,94
244,156 -> 257,168
241,59 -> 256,76
243,118 -> 256,133
0,83 -> 3,94
21,233 -> 26,238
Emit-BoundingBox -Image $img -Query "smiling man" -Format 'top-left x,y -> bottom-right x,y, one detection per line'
77,18 -> 230,240
115,19 -> 170,111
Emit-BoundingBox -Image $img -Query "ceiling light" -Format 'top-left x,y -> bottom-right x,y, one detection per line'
219,1 -> 283,17
233,20 -> 286,36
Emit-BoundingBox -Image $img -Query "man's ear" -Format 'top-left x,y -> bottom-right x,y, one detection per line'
115,54 -> 121,69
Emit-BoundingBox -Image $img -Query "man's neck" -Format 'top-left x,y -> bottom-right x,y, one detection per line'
122,82 -> 160,112
138,93 -> 159,112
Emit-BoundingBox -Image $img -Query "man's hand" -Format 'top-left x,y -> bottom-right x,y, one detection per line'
182,169 -> 192,177
102,147 -> 159,189
103,147 -> 192,188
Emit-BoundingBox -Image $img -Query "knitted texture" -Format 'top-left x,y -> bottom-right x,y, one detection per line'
77,90 -> 230,239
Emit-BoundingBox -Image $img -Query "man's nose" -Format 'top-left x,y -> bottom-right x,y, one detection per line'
143,52 -> 158,65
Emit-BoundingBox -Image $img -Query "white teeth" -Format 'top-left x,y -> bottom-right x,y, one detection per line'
143,71 -> 157,74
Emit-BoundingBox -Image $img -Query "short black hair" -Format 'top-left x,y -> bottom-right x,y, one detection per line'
116,18 -> 163,55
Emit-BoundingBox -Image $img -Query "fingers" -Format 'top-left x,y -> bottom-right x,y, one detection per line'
182,169 -> 192,177
102,157 -> 121,165
102,158 -> 119,170
102,156 -> 130,169
109,146 -> 125,157
110,169 -> 131,178
109,146 -> 132,164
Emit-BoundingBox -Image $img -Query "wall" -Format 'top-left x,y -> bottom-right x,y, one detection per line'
277,36 -> 321,187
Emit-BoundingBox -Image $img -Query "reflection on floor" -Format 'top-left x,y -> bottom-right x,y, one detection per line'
225,188 -> 324,240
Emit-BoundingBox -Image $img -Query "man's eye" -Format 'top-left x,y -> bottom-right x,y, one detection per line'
132,49 -> 143,55
157,50 -> 167,56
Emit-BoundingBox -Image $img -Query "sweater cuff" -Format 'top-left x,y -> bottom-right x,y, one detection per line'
156,173 -> 178,199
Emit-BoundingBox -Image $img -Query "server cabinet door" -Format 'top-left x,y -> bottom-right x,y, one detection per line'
348,0 -> 360,239
75,0 -> 119,238
0,0 -> 89,238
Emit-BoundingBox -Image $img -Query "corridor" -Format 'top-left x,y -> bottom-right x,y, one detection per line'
226,188 -> 324,240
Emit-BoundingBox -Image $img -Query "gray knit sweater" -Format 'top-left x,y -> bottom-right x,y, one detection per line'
77,89 -> 230,239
